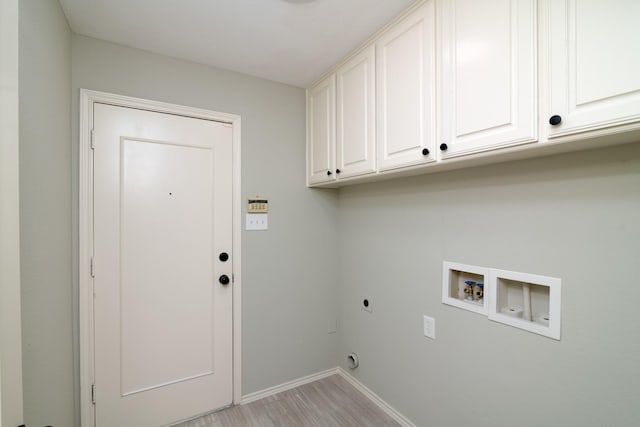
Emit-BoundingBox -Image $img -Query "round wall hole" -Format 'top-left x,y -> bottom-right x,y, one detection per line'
347,352 -> 359,369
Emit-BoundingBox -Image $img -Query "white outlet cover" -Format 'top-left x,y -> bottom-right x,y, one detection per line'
423,315 -> 435,339
246,213 -> 268,230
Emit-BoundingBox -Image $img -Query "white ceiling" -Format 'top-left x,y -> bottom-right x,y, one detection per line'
59,0 -> 417,88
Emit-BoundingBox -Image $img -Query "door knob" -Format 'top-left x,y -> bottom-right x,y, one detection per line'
549,115 -> 562,126
219,274 -> 230,285
219,252 -> 229,262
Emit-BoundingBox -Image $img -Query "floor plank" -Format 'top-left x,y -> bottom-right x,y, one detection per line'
172,374 -> 401,427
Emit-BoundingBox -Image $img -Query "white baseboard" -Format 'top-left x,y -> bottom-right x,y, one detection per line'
241,367 -> 339,404
336,367 -> 416,427
240,366 -> 415,427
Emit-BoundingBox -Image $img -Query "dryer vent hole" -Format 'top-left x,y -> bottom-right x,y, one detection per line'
347,352 -> 359,369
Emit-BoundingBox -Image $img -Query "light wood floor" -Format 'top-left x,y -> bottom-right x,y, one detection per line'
172,374 -> 401,427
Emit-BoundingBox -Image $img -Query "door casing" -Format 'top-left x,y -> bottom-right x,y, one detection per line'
78,89 -> 242,427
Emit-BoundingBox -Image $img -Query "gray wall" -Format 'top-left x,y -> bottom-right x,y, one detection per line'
336,143 -> 640,426
71,33 -> 339,421
19,9 -> 339,425
19,1 -> 73,426
20,3 -> 640,427
1,0 -> 24,424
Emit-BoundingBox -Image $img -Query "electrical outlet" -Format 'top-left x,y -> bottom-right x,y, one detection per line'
423,315 -> 436,339
362,297 -> 372,313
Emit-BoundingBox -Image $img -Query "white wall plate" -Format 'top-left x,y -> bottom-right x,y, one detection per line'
246,213 -> 268,230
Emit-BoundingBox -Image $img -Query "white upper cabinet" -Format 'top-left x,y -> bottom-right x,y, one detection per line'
542,0 -> 640,139
306,0 -> 640,187
307,74 -> 336,185
376,1 -> 436,171
439,0 -> 537,159
336,45 -> 376,179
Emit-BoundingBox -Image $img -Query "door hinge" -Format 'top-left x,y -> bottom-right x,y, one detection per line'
90,129 -> 95,150
91,383 -> 96,405
90,256 -> 95,278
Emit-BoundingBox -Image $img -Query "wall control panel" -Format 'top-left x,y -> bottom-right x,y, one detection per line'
247,197 -> 268,213
246,197 -> 268,230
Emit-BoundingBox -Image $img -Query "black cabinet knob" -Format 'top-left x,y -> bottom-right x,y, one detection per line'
336,169 -> 341,174
219,252 -> 229,262
326,170 -> 332,176
549,115 -> 562,126
219,274 -> 230,285
422,148 -> 430,156
440,143 -> 448,151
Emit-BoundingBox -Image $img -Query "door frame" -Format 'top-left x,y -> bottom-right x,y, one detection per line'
79,89 -> 242,427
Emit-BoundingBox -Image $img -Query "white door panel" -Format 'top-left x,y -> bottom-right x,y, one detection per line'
377,1 -> 436,171
307,75 -> 336,184
120,139 -> 214,395
93,103 -> 232,426
337,45 -> 376,178
545,0 -> 640,137
439,0 -> 537,158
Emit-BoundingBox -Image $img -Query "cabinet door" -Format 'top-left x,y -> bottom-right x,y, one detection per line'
376,1 -> 436,171
543,0 -> 640,138
307,74 -> 336,185
336,46 -> 376,179
439,0 -> 537,159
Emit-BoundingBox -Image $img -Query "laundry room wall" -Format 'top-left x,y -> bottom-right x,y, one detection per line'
19,1 -> 73,426
336,142 -> 640,426
71,33 -> 339,422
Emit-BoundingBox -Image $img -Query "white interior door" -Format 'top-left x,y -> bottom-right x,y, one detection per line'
93,103 -> 233,427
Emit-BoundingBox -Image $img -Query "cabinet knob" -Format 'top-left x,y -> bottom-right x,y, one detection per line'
219,252 -> 229,262
440,143 -> 448,151
219,274 -> 230,285
326,170 -> 333,176
549,115 -> 562,126
336,169 -> 341,174
422,148 -> 430,156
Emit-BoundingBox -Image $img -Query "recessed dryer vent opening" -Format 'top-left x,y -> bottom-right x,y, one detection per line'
347,353 -> 359,369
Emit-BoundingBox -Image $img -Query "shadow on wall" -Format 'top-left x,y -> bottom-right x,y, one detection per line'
338,141 -> 640,201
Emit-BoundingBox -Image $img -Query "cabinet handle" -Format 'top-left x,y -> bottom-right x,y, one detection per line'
422,148 -> 430,156
336,169 -> 341,174
326,170 -> 333,176
219,275 -> 230,285
440,143 -> 448,151
549,115 -> 562,126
